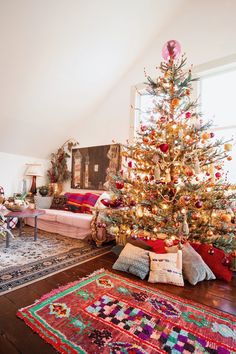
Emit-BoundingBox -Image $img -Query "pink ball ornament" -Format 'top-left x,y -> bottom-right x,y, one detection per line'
215,172 -> 221,179
185,112 -> 191,119
162,40 -> 181,61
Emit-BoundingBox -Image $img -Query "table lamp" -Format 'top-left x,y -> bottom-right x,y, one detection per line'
25,164 -> 43,194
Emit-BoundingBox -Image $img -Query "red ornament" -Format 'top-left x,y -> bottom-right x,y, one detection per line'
101,198 -> 111,207
109,199 -> 123,208
130,200 -> 136,206
222,257 -> 230,266
159,143 -> 169,153
215,172 -> 221,179
195,201 -> 203,209
208,247 -> 215,255
185,168 -> 194,177
128,161 -> 132,168
115,180 -> 124,189
185,112 -> 191,119
210,132 -> 215,138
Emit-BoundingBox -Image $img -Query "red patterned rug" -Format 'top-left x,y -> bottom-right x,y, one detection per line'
17,269 -> 236,354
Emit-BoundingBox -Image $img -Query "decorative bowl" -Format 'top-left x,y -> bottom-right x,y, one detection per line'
4,202 -> 28,212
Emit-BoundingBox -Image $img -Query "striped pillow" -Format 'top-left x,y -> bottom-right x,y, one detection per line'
64,193 -> 84,207
82,193 -> 100,214
148,250 -> 184,286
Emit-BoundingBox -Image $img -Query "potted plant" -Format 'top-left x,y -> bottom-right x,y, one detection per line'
47,139 -> 78,195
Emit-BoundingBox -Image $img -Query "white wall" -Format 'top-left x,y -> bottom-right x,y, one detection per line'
0,152 -> 49,197
79,0 -> 236,146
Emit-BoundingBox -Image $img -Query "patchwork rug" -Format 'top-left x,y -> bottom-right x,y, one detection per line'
17,269 -> 236,354
0,227 -> 111,294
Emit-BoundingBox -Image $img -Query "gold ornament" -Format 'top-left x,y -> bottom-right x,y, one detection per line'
220,214 -> 231,223
224,143 -> 232,151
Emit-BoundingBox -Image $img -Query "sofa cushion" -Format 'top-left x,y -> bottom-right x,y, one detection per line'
56,212 -> 93,229
38,209 -> 58,222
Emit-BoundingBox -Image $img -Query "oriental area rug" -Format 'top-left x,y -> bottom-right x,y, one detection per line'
17,269 -> 236,354
0,227 -> 111,295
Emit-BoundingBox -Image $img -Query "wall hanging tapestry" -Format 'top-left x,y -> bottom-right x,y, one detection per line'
71,144 -> 120,190
17,269 -> 236,354
0,228 -> 111,295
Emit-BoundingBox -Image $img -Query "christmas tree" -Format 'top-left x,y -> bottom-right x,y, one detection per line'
96,40 -> 236,253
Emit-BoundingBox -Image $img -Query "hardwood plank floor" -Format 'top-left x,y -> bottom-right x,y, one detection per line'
0,252 -> 235,354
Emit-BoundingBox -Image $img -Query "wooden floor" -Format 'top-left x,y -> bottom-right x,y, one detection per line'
0,251 -> 235,354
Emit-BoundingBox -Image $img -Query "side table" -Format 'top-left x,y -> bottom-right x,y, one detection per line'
5,209 -> 45,248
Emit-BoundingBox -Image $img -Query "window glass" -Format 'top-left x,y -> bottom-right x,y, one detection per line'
200,69 -> 236,183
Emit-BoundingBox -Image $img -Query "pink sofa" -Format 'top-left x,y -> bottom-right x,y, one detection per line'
26,209 -> 94,240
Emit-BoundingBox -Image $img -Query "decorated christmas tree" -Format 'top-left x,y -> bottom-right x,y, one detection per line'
96,40 -> 236,254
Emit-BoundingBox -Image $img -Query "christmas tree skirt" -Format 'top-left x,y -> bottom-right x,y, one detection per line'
17,269 -> 236,353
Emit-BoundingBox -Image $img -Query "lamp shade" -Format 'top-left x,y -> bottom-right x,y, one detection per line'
25,164 -> 43,177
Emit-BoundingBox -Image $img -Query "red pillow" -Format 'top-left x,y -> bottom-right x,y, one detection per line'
191,243 -> 232,282
141,238 -> 167,254
82,193 -> 100,213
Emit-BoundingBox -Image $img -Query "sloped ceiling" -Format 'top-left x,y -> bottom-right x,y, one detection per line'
0,0 -> 185,158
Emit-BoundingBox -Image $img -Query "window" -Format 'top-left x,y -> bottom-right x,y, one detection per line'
130,84 -> 157,138
199,66 -> 236,183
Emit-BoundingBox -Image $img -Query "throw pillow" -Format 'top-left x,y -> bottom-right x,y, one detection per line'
127,237 -> 153,251
112,243 -> 150,280
142,238 -> 167,254
82,193 -> 100,213
148,250 -> 184,286
50,195 -> 68,210
111,244 -> 124,256
166,243 -> 216,285
64,193 -> 84,206
63,193 -> 85,212
191,243 -> 233,282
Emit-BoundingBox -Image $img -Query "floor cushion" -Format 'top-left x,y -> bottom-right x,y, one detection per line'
191,243 -> 233,282
148,250 -> 184,286
112,243 -> 150,280
167,243 -> 216,285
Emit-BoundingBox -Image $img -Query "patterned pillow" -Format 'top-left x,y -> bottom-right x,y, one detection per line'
166,243 -> 216,285
82,193 -> 100,213
148,250 -> 184,286
64,193 -> 84,207
50,195 -> 68,210
112,243 -> 150,280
